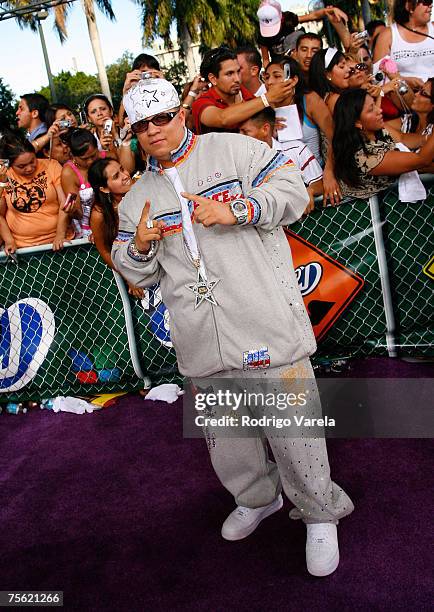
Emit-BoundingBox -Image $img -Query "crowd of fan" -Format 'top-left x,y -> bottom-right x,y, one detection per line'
0,0 -> 433,290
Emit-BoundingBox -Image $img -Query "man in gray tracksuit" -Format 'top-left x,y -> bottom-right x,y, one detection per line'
112,77 -> 354,577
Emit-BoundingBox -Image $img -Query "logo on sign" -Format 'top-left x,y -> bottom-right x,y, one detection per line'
285,229 -> 365,341
0,298 -> 55,392
295,263 -> 323,296
141,285 -> 172,348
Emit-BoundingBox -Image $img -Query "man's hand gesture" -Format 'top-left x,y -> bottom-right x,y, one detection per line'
135,200 -> 165,252
182,192 -> 237,227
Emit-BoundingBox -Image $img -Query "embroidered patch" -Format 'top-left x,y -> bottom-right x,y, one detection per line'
243,347 -> 270,370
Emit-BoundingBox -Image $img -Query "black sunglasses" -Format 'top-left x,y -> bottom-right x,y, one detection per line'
348,63 -> 369,76
417,0 -> 432,6
131,109 -> 180,134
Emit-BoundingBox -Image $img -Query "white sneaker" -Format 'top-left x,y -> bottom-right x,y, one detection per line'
306,523 -> 339,577
221,494 -> 283,541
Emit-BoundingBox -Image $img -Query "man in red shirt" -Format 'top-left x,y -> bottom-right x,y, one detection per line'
191,46 -> 293,135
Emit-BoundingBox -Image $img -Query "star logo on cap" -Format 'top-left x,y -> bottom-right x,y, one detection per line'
142,89 -> 159,108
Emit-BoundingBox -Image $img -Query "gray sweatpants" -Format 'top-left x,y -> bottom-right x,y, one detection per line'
199,358 -> 354,524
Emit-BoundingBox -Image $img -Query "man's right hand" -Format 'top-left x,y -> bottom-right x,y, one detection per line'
123,69 -> 165,94
266,78 -> 297,107
134,201 -> 165,252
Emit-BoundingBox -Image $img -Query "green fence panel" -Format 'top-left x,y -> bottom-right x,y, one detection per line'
381,181 -> 434,357
129,284 -> 180,385
0,242 -> 145,402
290,197 -> 388,360
1,180 -> 432,404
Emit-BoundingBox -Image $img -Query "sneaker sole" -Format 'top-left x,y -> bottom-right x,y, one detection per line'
307,547 -> 339,577
221,495 -> 283,541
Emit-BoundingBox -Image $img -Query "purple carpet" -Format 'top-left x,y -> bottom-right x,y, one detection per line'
0,358 -> 432,611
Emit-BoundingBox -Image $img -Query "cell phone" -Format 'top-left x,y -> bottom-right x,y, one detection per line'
63,192 -> 77,212
0,159 -> 10,168
354,30 -> 369,41
78,108 -> 87,125
284,63 -> 291,81
103,119 -> 113,135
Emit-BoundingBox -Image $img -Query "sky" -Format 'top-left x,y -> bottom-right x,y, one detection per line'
0,0 -> 301,98
4,1 -> 431,101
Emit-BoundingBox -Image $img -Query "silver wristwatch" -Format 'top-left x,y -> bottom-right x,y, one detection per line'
230,199 -> 248,225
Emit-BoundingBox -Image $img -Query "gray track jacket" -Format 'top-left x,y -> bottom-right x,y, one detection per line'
112,130 -> 316,377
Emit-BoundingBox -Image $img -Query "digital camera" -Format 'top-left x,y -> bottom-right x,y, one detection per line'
58,119 -> 71,129
397,80 -> 409,95
355,30 -> 369,41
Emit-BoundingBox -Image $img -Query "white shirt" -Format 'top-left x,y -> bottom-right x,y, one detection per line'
390,21 -> 434,80
254,83 -> 267,97
272,138 -> 323,186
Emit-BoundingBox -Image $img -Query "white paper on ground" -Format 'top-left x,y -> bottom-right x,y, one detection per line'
395,142 -> 427,202
52,396 -> 96,414
144,383 -> 184,403
275,105 -> 303,142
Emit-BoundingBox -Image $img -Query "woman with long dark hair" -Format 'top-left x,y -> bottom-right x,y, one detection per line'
61,128 -> 103,236
332,88 -> 434,198
309,47 -> 350,114
45,103 -> 78,130
88,158 -> 143,298
0,132 -> 72,252
263,56 -> 340,204
386,77 -> 434,148
84,94 -> 119,156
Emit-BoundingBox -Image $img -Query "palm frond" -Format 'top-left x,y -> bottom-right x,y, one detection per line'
93,0 -> 116,21
53,3 -> 70,43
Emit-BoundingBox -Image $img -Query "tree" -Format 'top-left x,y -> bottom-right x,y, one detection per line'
39,71 -> 100,110
136,0 -> 260,78
4,0 -> 116,102
37,53 -> 135,112
331,0 -> 387,29
164,60 -> 189,95
106,52 -> 134,110
0,78 -> 17,127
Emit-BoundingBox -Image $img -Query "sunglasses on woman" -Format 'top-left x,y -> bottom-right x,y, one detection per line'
417,0 -> 432,6
348,63 -> 369,76
131,109 -> 180,134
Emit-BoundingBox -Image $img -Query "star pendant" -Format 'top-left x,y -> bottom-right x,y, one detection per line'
185,269 -> 220,309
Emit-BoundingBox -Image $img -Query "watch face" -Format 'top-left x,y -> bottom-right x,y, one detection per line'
233,201 -> 247,213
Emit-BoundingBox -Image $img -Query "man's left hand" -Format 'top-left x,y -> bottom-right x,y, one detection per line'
181,192 -> 237,227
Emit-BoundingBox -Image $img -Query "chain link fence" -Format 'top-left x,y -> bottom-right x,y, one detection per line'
381,185 -> 434,356
0,178 -> 432,402
0,240 -> 178,403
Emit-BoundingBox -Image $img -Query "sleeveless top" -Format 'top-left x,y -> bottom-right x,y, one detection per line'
301,97 -> 322,166
64,160 -> 94,237
390,22 -> 434,80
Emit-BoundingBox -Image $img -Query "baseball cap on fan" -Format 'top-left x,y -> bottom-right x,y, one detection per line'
123,77 -> 180,126
257,0 -> 282,37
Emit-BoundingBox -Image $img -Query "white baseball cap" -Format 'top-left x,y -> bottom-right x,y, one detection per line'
123,77 -> 180,126
257,0 -> 282,38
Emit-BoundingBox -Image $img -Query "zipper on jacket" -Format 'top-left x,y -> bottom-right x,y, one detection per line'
161,170 -> 226,372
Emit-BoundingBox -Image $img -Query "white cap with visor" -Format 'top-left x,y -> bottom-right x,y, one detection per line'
123,77 -> 180,126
